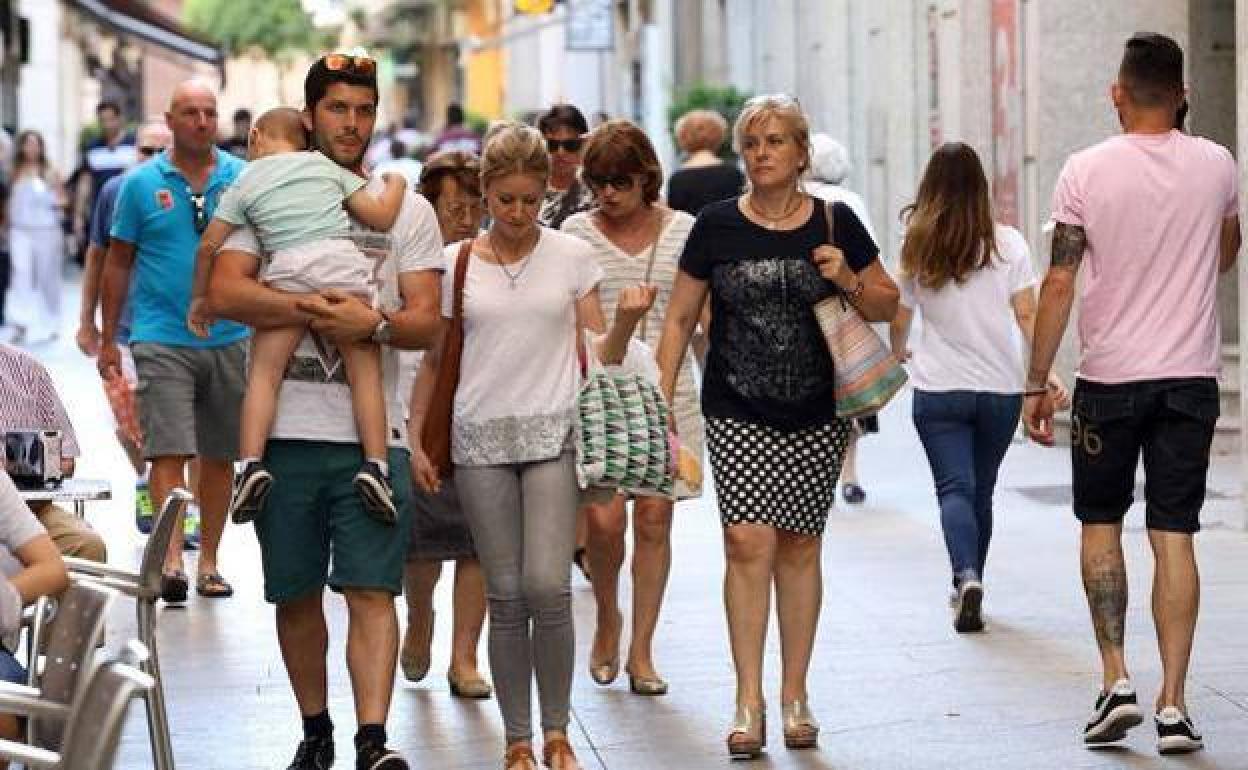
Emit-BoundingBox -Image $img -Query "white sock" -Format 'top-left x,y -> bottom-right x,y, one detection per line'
368,458 -> 389,476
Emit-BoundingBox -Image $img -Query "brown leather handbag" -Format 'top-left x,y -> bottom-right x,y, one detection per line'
420,240 -> 472,478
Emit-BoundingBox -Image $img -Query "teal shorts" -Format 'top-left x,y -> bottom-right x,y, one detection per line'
255,440 -> 412,604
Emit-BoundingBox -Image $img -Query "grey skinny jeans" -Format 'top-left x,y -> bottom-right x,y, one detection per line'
454,452 -> 579,744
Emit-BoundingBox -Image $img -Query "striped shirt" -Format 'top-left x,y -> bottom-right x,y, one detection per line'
0,345 -> 80,457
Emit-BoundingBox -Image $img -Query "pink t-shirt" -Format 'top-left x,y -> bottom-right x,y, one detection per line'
1052,130 -> 1238,383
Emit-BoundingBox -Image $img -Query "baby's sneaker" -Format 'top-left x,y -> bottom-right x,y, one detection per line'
354,461 -> 398,525
229,460 -> 273,524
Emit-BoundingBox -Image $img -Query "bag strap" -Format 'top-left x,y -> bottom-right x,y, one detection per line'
452,238 -> 472,321
823,200 -> 850,309
636,210 -> 666,342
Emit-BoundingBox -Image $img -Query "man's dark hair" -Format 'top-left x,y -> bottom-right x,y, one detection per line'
96,100 -> 121,117
233,108 -> 252,123
537,104 -> 589,137
304,56 -> 379,112
446,103 -> 465,127
1120,32 -> 1184,108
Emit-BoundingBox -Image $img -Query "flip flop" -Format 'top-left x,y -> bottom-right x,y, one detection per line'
160,570 -> 189,604
196,572 -> 234,598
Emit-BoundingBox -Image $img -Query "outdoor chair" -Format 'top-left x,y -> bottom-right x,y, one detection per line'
0,580 -> 116,750
0,640 -> 154,770
63,487 -> 190,770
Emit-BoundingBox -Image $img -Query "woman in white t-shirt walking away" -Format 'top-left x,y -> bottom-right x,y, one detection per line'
889,143 -> 1068,633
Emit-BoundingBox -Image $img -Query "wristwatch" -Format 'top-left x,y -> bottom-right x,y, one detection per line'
370,311 -> 392,344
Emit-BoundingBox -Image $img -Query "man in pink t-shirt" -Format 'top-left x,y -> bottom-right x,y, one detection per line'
1024,34 -> 1241,756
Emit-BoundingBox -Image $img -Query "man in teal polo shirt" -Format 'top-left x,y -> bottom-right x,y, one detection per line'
98,79 -> 248,603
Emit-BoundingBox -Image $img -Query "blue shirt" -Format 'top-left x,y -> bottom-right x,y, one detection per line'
111,148 -> 249,347
90,174 -> 132,343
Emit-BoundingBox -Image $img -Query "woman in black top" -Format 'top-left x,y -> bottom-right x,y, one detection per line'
656,95 -> 899,759
667,109 -> 745,216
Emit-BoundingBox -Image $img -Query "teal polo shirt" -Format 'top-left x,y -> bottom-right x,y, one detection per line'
111,147 -> 250,348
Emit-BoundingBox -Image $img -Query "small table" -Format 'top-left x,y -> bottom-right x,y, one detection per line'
17,479 -> 113,517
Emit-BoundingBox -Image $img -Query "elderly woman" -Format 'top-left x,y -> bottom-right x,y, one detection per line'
667,109 -> 745,217
398,150 -> 491,699
537,105 -> 595,230
656,95 -> 898,758
563,120 -> 705,698
805,132 -> 880,505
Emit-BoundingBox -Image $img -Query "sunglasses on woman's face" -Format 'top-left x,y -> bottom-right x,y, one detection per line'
584,173 -> 635,193
137,146 -> 161,157
546,137 -> 584,154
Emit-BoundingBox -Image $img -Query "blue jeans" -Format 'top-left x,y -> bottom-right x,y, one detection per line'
912,390 -> 1022,584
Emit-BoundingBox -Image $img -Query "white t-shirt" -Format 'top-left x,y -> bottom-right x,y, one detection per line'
899,224 -> 1036,393
442,228 -> 603,466
224,180 -> 444,447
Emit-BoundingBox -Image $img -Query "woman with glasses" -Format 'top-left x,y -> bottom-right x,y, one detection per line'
656,95 -> 899,758
5,130 -> 68,345
562,120 -> 705,699
537,105 -> 594,230
398,150 -> 492,699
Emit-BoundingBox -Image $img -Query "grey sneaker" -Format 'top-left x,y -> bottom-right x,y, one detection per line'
354,461 -> 398,525
953,579 -> 984,633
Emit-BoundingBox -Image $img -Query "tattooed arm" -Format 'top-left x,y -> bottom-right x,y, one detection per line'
1022,222 -> 1085,444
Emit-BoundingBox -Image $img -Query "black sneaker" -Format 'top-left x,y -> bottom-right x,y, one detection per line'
1155,706 -> 1203,754
357,743 -> 408,770
229,461 -> 273,524
953,578 -> 984,633
1083,679 -> 1143,745
354,462 -> 398,525
287,735 -> 334,770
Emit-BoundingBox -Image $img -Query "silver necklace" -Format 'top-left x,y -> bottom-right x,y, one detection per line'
488,229 -> 537,289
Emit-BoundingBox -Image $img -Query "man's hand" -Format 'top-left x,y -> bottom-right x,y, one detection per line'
76,322 -> 101,357
1023,391 -> 1056,446
187,298 -> 215,338
296,289 -> 380,343
97,341 -> 122,381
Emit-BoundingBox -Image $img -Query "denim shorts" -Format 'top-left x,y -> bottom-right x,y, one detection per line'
1071,377 -> 1219,533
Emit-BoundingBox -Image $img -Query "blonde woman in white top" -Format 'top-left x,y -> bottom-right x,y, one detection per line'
563,120 -> 705,698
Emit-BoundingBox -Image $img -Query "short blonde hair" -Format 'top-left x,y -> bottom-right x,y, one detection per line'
732,94 -> 812,175
674,109 -> 728,154
480,121 -> 550,189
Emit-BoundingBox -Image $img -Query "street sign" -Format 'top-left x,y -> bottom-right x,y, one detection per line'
565,0 -> 612,51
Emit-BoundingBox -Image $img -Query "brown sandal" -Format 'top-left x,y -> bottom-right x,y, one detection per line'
504,743 -> 537,769
542,737 -> 578,768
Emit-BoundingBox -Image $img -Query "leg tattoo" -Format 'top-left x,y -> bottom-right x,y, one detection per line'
1083,551 -> 1128,648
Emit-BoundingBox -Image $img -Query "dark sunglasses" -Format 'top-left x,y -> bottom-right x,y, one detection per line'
323,53 -> 377,76
584,173 -> 636,192
137,146 -> 161,157
546,137 -> 584,154
187,189 -> 208,234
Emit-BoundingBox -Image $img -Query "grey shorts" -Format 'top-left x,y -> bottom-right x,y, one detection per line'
132,340 -> 247,461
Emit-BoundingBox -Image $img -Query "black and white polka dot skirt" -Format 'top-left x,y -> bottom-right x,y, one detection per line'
706,416 -> 851,536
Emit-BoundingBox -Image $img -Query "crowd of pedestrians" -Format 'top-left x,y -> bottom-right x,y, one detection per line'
0,28 -> 1237,770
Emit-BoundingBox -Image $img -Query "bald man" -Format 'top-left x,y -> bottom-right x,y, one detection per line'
98,80 -> 249,602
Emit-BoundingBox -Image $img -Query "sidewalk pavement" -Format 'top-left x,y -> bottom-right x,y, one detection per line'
23,274 -> 1248,768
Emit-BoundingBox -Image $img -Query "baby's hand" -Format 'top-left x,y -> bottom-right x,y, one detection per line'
187,298 -> 214,338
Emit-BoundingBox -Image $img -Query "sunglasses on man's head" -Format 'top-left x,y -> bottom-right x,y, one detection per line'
584,173 -> 635,193
546,137 -> 584,154
323,53 -> 377,76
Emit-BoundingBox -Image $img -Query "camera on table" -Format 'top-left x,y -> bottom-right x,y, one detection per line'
3,431 -> 64,489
